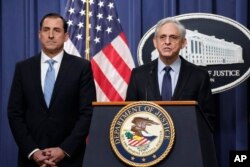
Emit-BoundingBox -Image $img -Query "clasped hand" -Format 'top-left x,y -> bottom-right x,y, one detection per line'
32,147 -> 65,167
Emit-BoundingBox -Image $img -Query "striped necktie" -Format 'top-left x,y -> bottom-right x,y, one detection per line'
44,59 -> 56,107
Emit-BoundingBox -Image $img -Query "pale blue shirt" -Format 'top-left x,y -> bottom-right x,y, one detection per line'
41,50 -> 63,92
158,56 -> 181,95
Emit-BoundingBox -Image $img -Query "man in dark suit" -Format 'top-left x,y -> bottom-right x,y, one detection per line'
8,13 -> 96,167
126,17 -> 215,129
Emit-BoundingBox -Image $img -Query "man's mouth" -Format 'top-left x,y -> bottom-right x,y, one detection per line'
46,41 -> 56,44
163,47 -> 171,51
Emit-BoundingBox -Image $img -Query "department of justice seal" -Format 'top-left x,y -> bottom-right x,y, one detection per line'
110,101 -> 175,167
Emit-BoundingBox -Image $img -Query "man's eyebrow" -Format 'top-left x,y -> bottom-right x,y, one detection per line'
42,27 -> 62,30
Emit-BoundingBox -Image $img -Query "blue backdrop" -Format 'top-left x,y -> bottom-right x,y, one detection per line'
0,0 -> 249,166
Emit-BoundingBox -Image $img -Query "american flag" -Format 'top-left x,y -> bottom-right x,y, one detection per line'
128,137 -> 150,147
64,0 -> 135,101
128,135 -> 157,147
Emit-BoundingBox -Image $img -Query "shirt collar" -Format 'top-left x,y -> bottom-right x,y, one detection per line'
41,50 -> 64,64
158,56 -> 181,73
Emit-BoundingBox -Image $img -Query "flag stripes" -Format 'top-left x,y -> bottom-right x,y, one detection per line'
91,58 -> 124,101
64,0 -> 135,101
128,138 -> 150,147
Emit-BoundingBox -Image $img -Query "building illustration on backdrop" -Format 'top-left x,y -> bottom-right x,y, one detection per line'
151,29 -> 244,66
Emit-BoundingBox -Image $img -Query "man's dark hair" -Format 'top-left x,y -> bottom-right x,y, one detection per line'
40,13 -> 68,32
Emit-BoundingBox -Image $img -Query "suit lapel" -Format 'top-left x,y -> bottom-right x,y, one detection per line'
148,60 -> 162,100
32,54 -> 48,108
49,53 -> 71,106
172,58 -> 193,99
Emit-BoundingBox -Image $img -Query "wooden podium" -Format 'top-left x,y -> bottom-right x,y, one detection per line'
82,101 -> 217,167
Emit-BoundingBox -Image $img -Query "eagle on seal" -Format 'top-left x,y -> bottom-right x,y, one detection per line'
131,117 -> 159,137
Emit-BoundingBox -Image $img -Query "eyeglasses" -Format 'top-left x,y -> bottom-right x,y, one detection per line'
157,35 -> 181,43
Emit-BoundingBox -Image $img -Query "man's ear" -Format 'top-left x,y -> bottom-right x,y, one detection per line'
38,31 -> 41,40
64,32 -> 69,42
153,37 -> 157,48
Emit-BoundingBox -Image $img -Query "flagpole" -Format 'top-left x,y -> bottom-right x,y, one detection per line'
85,0 -> 90,60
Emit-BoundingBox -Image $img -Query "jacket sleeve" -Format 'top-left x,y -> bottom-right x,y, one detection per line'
8,63 -> 39,157
59,60 -> 96,157
126,69 -> 139,101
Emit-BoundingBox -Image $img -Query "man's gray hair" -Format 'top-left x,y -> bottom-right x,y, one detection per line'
154,17 -> 186,38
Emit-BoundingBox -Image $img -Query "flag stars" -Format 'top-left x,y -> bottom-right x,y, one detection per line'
107,15 -> 113,22
68,7 -> 75,14
76,34 -> 82,40
67,20 -> 73,27
81,0 -> 86,4
98,1 -> 104,8
97,13 -> 103,19
64,0 -> 135,102
89,0 -> 94,5
95,25 -> 102,32
88,11 -> 93,17
94,37 -> 100,44
79,9 -> 85,16
65,0 -> 129,61
106,27 -> 112,34
108,2 -> 114,9
77,22 -> 84,29
81,0 -> 94,5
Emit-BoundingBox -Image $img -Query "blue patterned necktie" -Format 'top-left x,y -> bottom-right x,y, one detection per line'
162,66 -> 172,101
44,59 -> 56,107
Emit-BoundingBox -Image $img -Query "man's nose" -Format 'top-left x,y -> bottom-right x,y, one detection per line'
165,37 -> 171,44
49,31 -> 54,38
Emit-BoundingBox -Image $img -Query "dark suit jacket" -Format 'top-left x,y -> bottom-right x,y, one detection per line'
126,57 -> 215,129
8,52 -> 96,167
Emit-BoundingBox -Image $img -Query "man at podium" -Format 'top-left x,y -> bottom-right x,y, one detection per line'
126,17 -> 215,130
